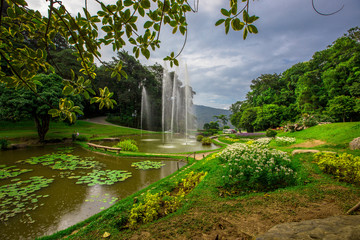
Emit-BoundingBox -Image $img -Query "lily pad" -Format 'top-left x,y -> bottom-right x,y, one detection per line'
131,160 -> 165,170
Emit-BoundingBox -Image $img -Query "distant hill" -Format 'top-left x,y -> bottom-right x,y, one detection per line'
193,105 -> 233,129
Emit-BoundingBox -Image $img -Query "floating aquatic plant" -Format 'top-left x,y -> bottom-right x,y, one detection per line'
0,176 -> 53,221
18,153 -> 101,171
0,165 -> 33,180
131,161 -> 165,170
85,193 -> 119,209
74,170 -> 132,186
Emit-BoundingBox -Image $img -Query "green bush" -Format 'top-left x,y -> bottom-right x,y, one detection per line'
314,152 -> 360,183
196,135 -> 204,142
266,129 -> 277,138
219,143 -> 298,193
113,139 -> 139,152
0,138 -> 9,150
201,137 -> 212,145
76,135 -> 88,142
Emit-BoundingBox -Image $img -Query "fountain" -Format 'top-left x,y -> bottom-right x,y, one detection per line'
140,86 -> 152,133
161,62 -> 196,145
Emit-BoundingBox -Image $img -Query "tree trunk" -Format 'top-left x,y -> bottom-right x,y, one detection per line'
34,114 -> 50,142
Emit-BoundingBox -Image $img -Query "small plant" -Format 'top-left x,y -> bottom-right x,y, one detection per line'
266,129 -> 277,138
196,135 -> 204,142
113,139 -> 139,152
201,137 -> 212,145
0,138 -> 9,150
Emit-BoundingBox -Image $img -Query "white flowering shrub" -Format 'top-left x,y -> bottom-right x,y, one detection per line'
219,143 -> 297,192
274,137 -> 296,146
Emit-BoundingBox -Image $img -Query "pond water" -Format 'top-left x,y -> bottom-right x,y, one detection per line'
0,144 -> 186,240
98,134 -> 219,153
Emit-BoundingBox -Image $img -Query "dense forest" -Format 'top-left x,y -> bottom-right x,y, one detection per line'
230,27 -> 360,132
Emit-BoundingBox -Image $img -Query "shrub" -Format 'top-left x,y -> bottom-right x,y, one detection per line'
201,137 -> 212,145
113,139 -> 139,152
274,136 -> 296,146
0,139 -> 9,150
128,171 -> 207,229
266,129 -> 277,138
219,143 -> 297,192
313,152 -> 360,183
196,135 -> 204,142
76,135 -> 88,142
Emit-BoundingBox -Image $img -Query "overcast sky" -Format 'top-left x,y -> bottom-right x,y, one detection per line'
28,0 -> 360,110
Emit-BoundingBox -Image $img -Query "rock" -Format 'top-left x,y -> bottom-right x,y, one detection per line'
349,137 -> 360,150
256,215 -> 360,240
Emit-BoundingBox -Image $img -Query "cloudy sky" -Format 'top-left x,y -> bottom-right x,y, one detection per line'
28,0 -> 360,110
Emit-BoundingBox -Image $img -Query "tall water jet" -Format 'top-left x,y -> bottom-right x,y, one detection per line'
161,62 -> 195,144
141,86 -> 152,133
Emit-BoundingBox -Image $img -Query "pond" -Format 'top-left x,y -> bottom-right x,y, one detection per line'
0,144 -> 186,240
97,134 -> 219,153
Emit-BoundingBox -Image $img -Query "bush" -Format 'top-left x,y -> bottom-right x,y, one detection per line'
196,135 -> 204,142
0,138 -> 9,150
219,143 -> 297,192
113,139 -> 139,152
201,137 -> 212,145
314,152 -> 360,183
266,129 -> 277,138
76,135 -> 88,142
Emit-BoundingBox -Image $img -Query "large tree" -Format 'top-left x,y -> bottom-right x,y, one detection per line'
0,74 -> 82,141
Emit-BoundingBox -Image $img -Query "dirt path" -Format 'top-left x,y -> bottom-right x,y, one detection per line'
82,116 -> 122,127
291,139 -> 326,148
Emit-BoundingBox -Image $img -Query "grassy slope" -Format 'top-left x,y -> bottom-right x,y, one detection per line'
39,122 -> 360,239
0,120 -> 149,142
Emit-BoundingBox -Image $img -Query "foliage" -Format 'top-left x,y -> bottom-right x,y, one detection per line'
196,135 -> 204,142
314,152 -> 360,183
128,171 -> 207,229
0,138 -> 9,150
113,139 -> 139,152
131,161 -> 165,170
0,176 -> 53,221
201,137 -> 212,145
230,28 -> 360,128
17,151 -> 101,170
203,121 -> 220,131
327,95 -> 358,122
266,129 -> 277,138
0,0 -> 258,123
0,74 -> 83,141
75,170 -> 132,186
75,135 -> 88,142
219,143 -> 298,192
0,165 -> 33,179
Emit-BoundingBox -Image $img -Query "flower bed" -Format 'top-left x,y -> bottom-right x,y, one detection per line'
219,143 -> 298,192
274,136 -> 296,146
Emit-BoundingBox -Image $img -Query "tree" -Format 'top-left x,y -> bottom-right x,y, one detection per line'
239,107 -> 258,132
327,95 -> 357,122
213,114 -> 228,128
0,0 -> 259,123
0,74 -> 82,141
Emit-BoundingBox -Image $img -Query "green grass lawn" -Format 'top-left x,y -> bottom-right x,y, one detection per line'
0,120 -> 149,143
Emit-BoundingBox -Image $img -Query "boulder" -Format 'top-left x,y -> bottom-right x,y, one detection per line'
349,137 -> 360,150
256,215 -> 360,240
